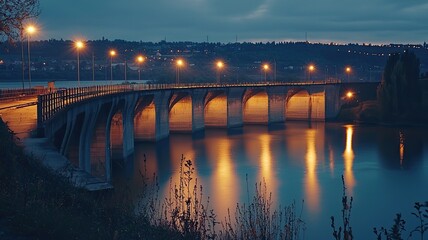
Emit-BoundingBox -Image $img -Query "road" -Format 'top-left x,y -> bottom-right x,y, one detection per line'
0,97 -> 38,141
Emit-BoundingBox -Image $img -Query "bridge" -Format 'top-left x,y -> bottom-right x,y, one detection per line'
35,81 -> 353,183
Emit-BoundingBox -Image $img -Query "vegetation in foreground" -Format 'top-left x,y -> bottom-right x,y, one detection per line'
0,118 -> 181,239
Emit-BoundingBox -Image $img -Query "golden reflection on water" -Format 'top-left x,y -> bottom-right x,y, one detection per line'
161,136 -> 197,204
343,125 -> 355,194
305,129 -> 320,212
208,138 -> 238,217
399,131 -> 405,166
258,134 -> 276,201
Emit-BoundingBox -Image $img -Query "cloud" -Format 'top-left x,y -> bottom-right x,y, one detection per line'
38,0 -> 428,43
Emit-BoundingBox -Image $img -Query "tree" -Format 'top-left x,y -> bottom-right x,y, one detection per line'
0,0 -> 40,41
377,51 -> 422,121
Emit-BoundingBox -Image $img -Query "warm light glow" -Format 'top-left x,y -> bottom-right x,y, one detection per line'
305,129 -> 320,212
308,64 -> 315,72
216,61 -> 224,69
343,125 -> 356,194
263,64 -> 269,70
110,50 -> 116,57
346,67 -> 351,73
346,91 -> 354,98
212,138 -> 237,218
75,41 -> 84,50
26,25 -> 36,34
136,55 -> 145,63
176,59 -> 184,67
259,134 -> 273,185
399,131 -> 405,166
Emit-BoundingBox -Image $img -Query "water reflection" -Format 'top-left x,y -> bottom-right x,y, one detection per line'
113,123 -> 428,239
399,131 -> 404,167
377,127 -> 424,169
343,125 -> 355,194
305,129 -> 320,212
206,138 -> 238,217
259,134 -> 275,189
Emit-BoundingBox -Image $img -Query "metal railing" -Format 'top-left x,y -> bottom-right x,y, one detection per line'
37,80 -> 343,127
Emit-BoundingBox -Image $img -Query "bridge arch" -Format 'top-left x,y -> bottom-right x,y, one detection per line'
169,91 -> 193,132
134,95 -> 156,141
243,89 -> 269,124
204,90 -> 227,127
286,89 -> 325,121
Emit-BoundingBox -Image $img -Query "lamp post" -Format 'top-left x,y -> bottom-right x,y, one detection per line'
176,59 -> 183,84
216,61 -> 224,83
109,50 -> 116,82
20,27 -> 25,90
75,41 -> 84,87
345,66 -> 351,82
136,55 -> 145,80
263,64 -> 269,82
308,64 -> 315,82
26,25 -> 36,88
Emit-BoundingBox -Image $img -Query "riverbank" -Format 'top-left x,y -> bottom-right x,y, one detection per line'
336,100 -> 428,126
0,118 -> 181,239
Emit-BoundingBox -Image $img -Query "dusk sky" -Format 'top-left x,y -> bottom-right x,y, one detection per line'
38,0 -> 428,44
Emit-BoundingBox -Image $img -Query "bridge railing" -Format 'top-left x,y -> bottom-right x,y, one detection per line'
37,80 -> 343,128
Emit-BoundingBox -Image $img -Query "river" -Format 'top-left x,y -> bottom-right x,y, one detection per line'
111,122 -> 428,239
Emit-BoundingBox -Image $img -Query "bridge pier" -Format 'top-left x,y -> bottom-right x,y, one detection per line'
122,95 -> 138,159
324,85 -> 341,119
227,88 -> 245,128
268,86 -> 286,124
79,105 -> 100,173
192,89 -> 206,132
104,100 -> 119,182
154,91 -> 171,140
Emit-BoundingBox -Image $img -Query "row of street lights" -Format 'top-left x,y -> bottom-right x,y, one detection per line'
307,64 -> 352,81
73,42 -> 147,83
22,24 -> 352,87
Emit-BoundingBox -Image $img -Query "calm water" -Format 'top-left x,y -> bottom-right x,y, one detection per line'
114,122 -> 428,239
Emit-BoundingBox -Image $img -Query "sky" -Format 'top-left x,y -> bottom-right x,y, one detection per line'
37,0 -> 428,44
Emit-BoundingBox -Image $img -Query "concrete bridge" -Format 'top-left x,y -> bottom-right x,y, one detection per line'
37,82 -> 347,182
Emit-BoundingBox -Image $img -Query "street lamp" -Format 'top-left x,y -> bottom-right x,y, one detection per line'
136,55 -> 145,80
346,91 -> 354,99
345,66 -> 351,82
216,60 -> 224,83
26,25 -> 36,88
308,64 -> 315,81
109,50 -> 116,82
176,59 -> 184,84
75,41 -> 84,87
263,64 -> 269,82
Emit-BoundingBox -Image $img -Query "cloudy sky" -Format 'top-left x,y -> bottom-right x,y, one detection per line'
37,0 -> 428,44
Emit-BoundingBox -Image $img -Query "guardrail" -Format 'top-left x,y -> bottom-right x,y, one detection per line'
36,80 -> 343,129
